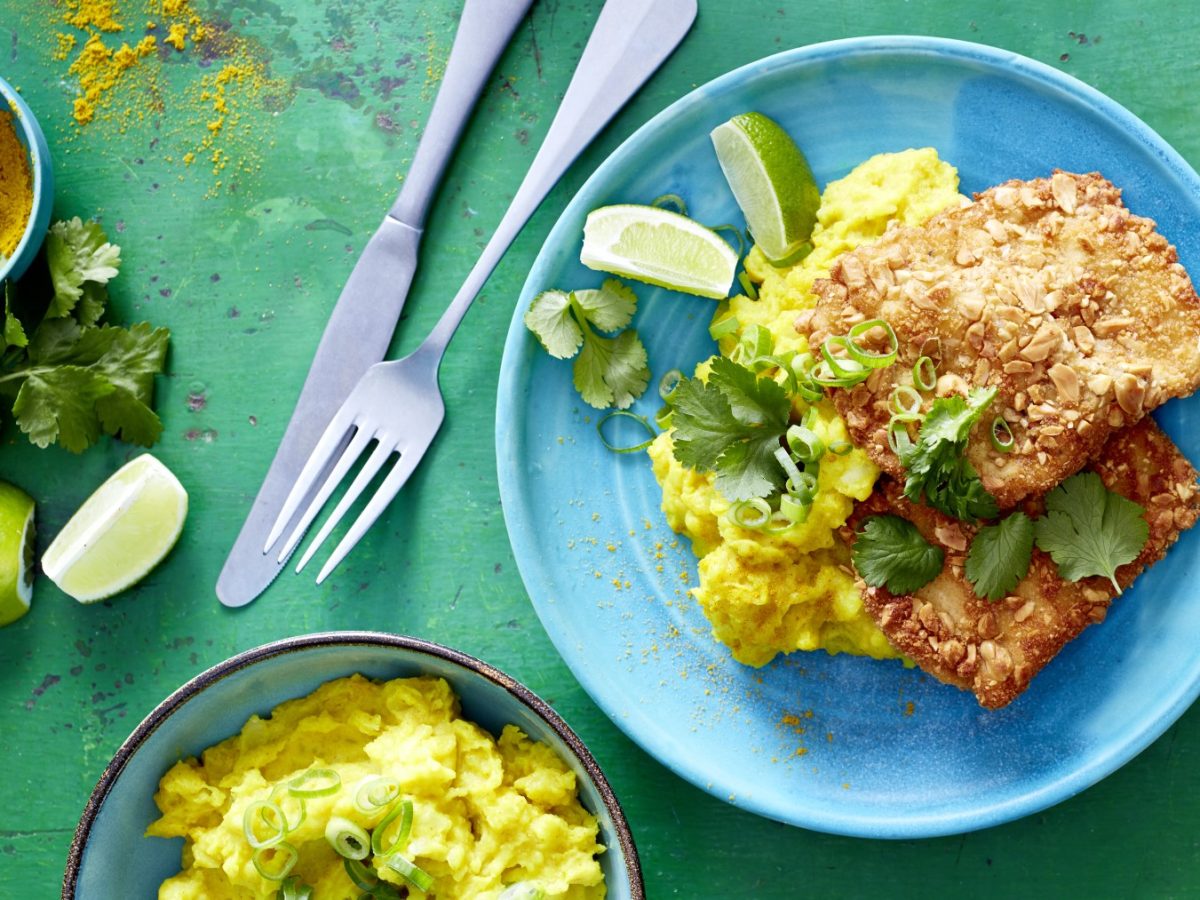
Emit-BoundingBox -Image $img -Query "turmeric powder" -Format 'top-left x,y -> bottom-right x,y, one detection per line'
0,110 -> 33,260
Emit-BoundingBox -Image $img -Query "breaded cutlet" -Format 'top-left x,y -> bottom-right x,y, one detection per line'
806,171 -> 1200,509
845,417 -> 1200,709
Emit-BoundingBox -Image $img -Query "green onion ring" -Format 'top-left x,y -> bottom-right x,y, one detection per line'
288,768 -> 341,799
596,410 -> 656,454
343,857 -> 379,892
325,815 -> 371,860
746,354 -> 798,393
808,359 -> 861,389
991,415 -> 1016,452
762,508 -> 797,534
889,385 -> 923,418
709,223 -> 746,257
253,842 -> 299,882
498,884 -> 548,900
820,337 -> 871,381
913,355 -> 937,391
729,498 -> 772,530
371,798 -> 414,857
654,405 -> 673,430
774,447 -> 804,488
243,800 -> 287,849
741,323 -> 773,359
354,776 -> 401,814
737,271 -> 759,300
787,471 -> 819,502
845,318 -> 899,368
828,440 -> 853,456
780,493 -> 812,524
277,875 -> 313,900
786,424 -> 825,463
650,193 -> 688,215
658,368 -> 683,400
766,241 -> 814,268
266,784 -> 307,834
708,314 -> 740,341
384,854 -> 435,892
887,419 -> 914,456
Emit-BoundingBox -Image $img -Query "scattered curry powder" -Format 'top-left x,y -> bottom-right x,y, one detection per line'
0,111 -> 33,258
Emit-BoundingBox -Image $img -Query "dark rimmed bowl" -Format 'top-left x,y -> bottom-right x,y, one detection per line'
0,74 -> 53,283
63,631 -> 643,898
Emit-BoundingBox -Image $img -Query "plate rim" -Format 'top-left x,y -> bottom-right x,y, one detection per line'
496,34 -> 1200,837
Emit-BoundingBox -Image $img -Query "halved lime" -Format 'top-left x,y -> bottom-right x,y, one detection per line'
710,112 -> 820,262
580,204 -> 738,299
0,482 -> 35,627
42,454 -> 187,603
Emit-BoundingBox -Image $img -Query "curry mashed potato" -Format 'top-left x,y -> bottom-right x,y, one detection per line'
148,675 -> 606,899
649,148 -> 962,667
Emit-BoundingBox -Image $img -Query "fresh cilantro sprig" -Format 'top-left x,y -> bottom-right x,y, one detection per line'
1,218 -> 170,452
665,356 -> 791,501
899,387 -> 999,522
523,278 -> 650,410
852,514 -> 944,594
1033,472 -> 1148,592
965,512 -> 1034,601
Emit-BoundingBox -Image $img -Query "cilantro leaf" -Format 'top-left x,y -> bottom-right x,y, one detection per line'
523,289 -> 581,359
668,356 -> 791,501
573,328 -> 649,410
46,217 -> 121,317
3,283 -> 27,350
965,512 -> 1034,601
572,279 -> 637,332
1033,472 -> 1148,592
900,387 -> 999,521
852,514 -> 945,594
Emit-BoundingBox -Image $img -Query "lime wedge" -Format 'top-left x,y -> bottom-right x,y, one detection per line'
42,455 -> 187,603
580,204 -> 738,299
0,482 -> 35,627
710,112 -> 820,262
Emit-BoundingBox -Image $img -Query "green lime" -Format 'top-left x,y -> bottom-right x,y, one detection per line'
42,454 -> 187,603
710,111 -> 820,262
580,204 -> 738,299
0,481 -> 35,627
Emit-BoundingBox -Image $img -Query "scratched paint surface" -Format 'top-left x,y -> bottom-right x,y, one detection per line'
2,1 -> 1200,897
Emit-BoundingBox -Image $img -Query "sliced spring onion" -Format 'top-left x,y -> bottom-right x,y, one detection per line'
913,355 -> 937,391
761,508 -> 799,534
658,368 -> 683,400
354,776 -> 401,814
828,440 -> 853,456
729,498 -> 772,530
267,784 -> 307,834
787,471 -> 819,503
596,410 -> 656,454
774,446 -> 804,489
820,338 -> 872,383
276,875 -> 314,900
371,798 -> 414,857
747,354 -> 798,394
786,424 -> 825,463
991,415 -> 1016,452
779,492 -> 812,524
887,418 -> 914,456
288,768 -> 341,799
845,318 -> 899,369
789,354 -> 825,402
499,883 -> 548,900
384,854 -> 435,892
253,842 -> 299,882
708,313 -> 740,341
737,270 -> 759,300
325,815 -> 371,860
654,404 -> 673,430
650,192 -> 688,215
243,800 -> 287,849
710,223 -> 747,257
741,324 -> 774,359
343,857 -> 379,892
889,385 -> 923,419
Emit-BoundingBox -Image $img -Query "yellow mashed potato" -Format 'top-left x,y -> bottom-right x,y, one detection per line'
148,675 -> 605,899
649,148 -> 963,667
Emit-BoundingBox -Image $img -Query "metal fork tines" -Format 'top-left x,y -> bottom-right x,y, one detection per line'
264,353 -> 445,584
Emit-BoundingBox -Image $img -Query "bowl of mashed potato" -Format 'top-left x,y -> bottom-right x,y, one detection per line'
63,632 -> 640,899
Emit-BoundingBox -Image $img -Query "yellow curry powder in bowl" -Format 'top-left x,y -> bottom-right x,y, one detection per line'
649,148 -> 965,667
0,75 -> 53,282
0,109 -> 34,260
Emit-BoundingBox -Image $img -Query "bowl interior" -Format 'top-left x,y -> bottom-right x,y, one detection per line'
0,75 -> 53,283
66,634 -> 639,899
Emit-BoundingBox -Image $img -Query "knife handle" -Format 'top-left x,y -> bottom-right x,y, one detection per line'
389,0 -> 535,227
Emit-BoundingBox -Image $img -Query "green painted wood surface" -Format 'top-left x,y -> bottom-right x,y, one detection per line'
2,1 -> 1199,897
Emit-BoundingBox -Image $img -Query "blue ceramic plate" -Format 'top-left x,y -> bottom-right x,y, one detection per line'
496,36 -> 1200,838
63,633 -> 643,898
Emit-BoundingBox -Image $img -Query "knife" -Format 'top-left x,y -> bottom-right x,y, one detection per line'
217,0 -> 535,607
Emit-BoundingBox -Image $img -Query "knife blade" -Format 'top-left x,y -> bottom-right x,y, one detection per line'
217,0 -> 534,607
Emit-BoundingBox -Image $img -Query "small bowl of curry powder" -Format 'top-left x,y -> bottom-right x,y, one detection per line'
0,75 -> 53,284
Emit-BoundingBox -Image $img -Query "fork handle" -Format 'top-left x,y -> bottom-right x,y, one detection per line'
388,0 -> 534,227
416,0 -> 698,361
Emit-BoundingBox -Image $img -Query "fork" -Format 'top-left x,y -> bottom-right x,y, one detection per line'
265,0 -> 697,583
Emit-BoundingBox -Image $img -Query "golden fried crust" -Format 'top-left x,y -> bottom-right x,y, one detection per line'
847,418 -> 1200,709
808,172 -> 1200,508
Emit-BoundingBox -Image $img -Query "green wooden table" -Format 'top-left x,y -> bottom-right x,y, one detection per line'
3,1 -> 1200,896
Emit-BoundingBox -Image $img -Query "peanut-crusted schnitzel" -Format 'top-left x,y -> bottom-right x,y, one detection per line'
846,418 -> 1200,709
807,171 -> 1200,508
